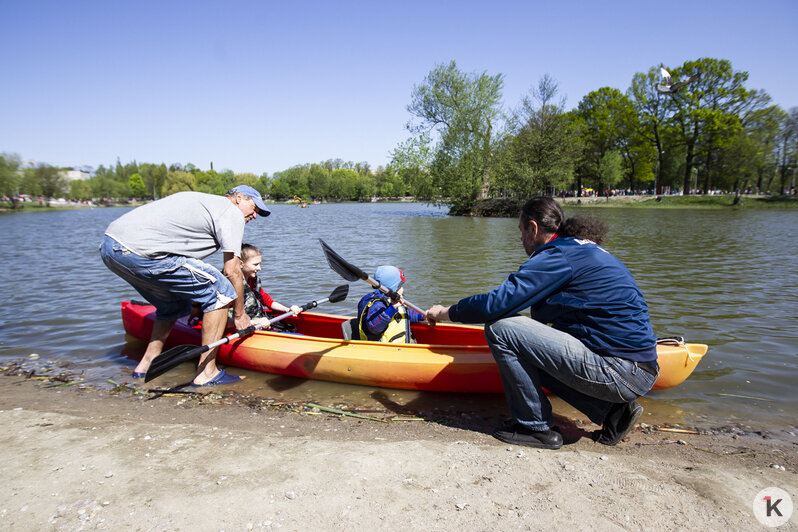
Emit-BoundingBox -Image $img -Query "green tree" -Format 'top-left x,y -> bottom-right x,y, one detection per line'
19,167 -> 40,196
256,173 -> 271,197
138,163 -> 154,199
270,177 -> 293,200
152,164 -> 167,198
725,105 -> 784,193
615,92 -> 652,192
114,159 -> 139,183
505,75 -> 581,196
390,133 -> 434,198
354,161 -> 371,176
373,167 -> 405,197
218,169 -> 237,193
139,163 -> 167,199
89,173 -> 116,201
33,163 -> 65,205
665,58 -> 762,193
69,179 -> 91,201
272,166 -> 310,200
162,170 -> 196,196
234,172 -> 259,188
0,153 -> 22,208
716,132 -> 758,193
194,169 -> 222,194
597,151 -> 624,192
128,173 -> 147,197
329,168 -> 359,199
775,107 -> 798,194
353,173 -> 374,200
629,67 -> 672,193
576,87 -> 636,195
406,60 -> 504,208
307,164 -> 330,199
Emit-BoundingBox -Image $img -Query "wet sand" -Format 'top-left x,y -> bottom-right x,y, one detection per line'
1,373 -> 797,531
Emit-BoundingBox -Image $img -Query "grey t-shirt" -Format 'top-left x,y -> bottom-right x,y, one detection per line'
105,191 -> 245,259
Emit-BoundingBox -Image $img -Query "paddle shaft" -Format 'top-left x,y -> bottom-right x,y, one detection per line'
145,285 -> 348,382
205,296 -> 332,351
362,275 -> 426,316
318,239 -> 426,317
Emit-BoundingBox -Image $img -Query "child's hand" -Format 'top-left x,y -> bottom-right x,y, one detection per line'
391,287 -> 404,307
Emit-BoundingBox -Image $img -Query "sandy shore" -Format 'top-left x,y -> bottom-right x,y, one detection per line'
1,375 -> 796,531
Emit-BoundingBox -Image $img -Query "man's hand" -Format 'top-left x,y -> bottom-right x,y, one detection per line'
234,313 -> 253,331
426,304 -> 452,325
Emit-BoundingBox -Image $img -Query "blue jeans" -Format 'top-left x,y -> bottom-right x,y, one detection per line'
485,315 -> 658,431
100,235 -> 236,321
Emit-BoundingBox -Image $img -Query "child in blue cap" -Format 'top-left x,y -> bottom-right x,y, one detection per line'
356,265 -> 425,343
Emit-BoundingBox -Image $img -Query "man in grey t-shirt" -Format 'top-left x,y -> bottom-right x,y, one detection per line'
100,185 -> 270,386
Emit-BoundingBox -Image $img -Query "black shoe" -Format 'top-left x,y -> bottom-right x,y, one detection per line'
492,423 -> 563,450
595,400 -> 643,446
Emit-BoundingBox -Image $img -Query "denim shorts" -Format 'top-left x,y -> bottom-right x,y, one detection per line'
100,235 -> 236,321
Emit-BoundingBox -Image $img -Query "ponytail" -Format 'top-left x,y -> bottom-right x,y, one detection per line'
520,197 -> 564,234
561,216 -> 608,245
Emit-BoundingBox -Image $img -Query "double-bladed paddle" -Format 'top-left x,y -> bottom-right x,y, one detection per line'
144,284 -> 349,382
318,239 -> 426,317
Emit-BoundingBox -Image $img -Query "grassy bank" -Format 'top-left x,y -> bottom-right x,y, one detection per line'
570,194 -> 798,209
462,195 -> 798,216
4,195 -> 796,216
0,200 -> 147,213
0,202 -> 96,213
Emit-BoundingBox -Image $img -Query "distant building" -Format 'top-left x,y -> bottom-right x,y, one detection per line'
62,170 -> 91,181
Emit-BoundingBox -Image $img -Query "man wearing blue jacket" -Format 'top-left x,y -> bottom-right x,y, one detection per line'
426,197 -> 659,450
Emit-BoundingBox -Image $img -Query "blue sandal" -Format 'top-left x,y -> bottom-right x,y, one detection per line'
191,369 -> 243,387
132,371 -> 146,379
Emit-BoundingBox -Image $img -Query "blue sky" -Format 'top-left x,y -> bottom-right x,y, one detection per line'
2,0 -> 796,176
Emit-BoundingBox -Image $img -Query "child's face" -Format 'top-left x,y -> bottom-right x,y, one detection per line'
241,253 -> 262,280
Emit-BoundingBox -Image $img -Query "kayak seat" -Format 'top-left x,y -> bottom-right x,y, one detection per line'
341,318 -> 360,341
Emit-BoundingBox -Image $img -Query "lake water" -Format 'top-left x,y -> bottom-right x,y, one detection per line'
1,203 -> 796,433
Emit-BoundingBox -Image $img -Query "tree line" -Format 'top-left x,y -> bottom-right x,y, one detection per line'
394,58 -> 797,212
2,56 -> 796,210
0,156 -> 406,206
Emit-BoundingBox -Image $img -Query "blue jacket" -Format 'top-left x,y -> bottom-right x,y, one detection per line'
448,237 -> 658,362
357,290 -> 425,338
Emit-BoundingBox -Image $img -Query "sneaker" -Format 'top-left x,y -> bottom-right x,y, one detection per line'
595,400 -> 643,445
492,423 -> 563,450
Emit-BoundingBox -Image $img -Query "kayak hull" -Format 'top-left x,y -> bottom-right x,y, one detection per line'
120,301 -> 706,393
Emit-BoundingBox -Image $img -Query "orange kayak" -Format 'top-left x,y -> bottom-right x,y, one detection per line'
121,301 -> 707,393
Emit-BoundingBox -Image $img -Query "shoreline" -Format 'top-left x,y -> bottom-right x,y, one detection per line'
1,374 -> 796,530
3,193 -> 796,215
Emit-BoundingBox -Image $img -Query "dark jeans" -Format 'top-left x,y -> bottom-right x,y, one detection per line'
485,316 -> 658,431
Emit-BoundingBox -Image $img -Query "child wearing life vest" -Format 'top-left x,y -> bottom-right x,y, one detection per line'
357,265 -> 424,343
230,243 -> 301,329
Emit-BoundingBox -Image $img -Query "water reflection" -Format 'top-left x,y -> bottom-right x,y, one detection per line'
1,203 -> 797,431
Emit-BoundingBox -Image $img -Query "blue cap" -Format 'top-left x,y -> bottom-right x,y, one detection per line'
228,185 -> 270,217
374,265 -> 406,292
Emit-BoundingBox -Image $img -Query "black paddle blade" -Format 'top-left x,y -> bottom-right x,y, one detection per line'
319,239 -> 366,282
144,344 -> 206,382
328,284 -> 349,303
